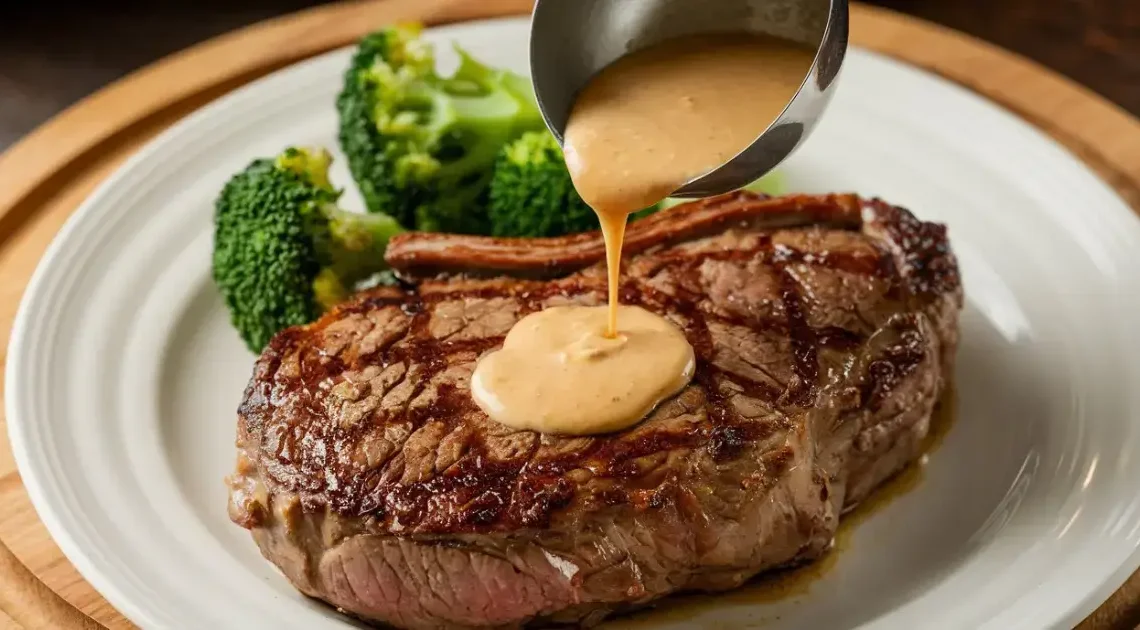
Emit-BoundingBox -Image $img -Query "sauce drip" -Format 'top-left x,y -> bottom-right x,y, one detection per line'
473,32 -> 815,435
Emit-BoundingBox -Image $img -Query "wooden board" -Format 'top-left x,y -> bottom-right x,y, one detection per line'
1,1 -> 1138,628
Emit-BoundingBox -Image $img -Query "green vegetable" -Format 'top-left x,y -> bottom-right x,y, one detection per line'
212,147 -> 404,351
336,24 -> 543,234
486,131 -> 652,237
487,130 -> 787,237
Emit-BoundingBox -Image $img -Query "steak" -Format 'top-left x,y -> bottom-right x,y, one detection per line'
227,191 -> 962,629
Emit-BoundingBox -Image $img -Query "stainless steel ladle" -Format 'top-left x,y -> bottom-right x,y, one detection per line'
529,0 -> 848,198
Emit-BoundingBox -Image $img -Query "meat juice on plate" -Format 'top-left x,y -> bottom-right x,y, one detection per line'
472,32 -> 816,435
604,389 -> 958,627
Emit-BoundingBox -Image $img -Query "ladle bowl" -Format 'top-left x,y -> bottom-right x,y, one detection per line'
529,0 -> 849,198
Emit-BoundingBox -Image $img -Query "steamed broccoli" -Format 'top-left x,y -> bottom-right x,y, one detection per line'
486,131 -> 787,238
486,131 -> 614,237
336,24 -> 543,234
212,147 -> 404,351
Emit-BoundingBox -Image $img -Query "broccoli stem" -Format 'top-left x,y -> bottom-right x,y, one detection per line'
320,208 -> 405,309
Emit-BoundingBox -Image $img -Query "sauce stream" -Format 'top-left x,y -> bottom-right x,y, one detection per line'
599,212 -> 627,337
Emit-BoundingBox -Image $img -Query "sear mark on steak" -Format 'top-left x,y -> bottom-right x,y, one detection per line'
226,191 -> 963,629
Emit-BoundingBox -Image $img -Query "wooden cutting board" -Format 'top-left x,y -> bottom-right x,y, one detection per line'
1,1 -> 1139,628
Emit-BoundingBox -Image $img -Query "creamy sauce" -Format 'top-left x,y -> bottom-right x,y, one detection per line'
473,33 -> 814,435
471,305 -> 695,436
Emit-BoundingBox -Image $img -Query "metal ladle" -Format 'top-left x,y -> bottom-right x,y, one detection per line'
528,0 -> 848,199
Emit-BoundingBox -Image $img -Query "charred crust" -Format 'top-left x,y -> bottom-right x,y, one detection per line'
862,199 -> 961,299
233,193 -> 961,537
860,317 -> 929,411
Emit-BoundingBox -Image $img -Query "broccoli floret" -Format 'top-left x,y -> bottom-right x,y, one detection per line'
212,147 -> 405,351
487,131 -> 789,237
337,24 -> 543,234
487,131 -> 599,237
487,131 -> 661,237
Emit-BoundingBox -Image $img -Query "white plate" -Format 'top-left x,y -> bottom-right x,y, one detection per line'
8,16 -> 1140,630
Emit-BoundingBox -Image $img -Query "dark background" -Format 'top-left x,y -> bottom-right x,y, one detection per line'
1,0 -> 1138,150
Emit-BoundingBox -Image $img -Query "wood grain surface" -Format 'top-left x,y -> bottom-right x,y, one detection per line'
871,0 -> 1140,116
1,1 -> 1139,629
3,0 -> 1137,150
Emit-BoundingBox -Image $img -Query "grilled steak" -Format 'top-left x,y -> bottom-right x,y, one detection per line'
227,191 -> 962,629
